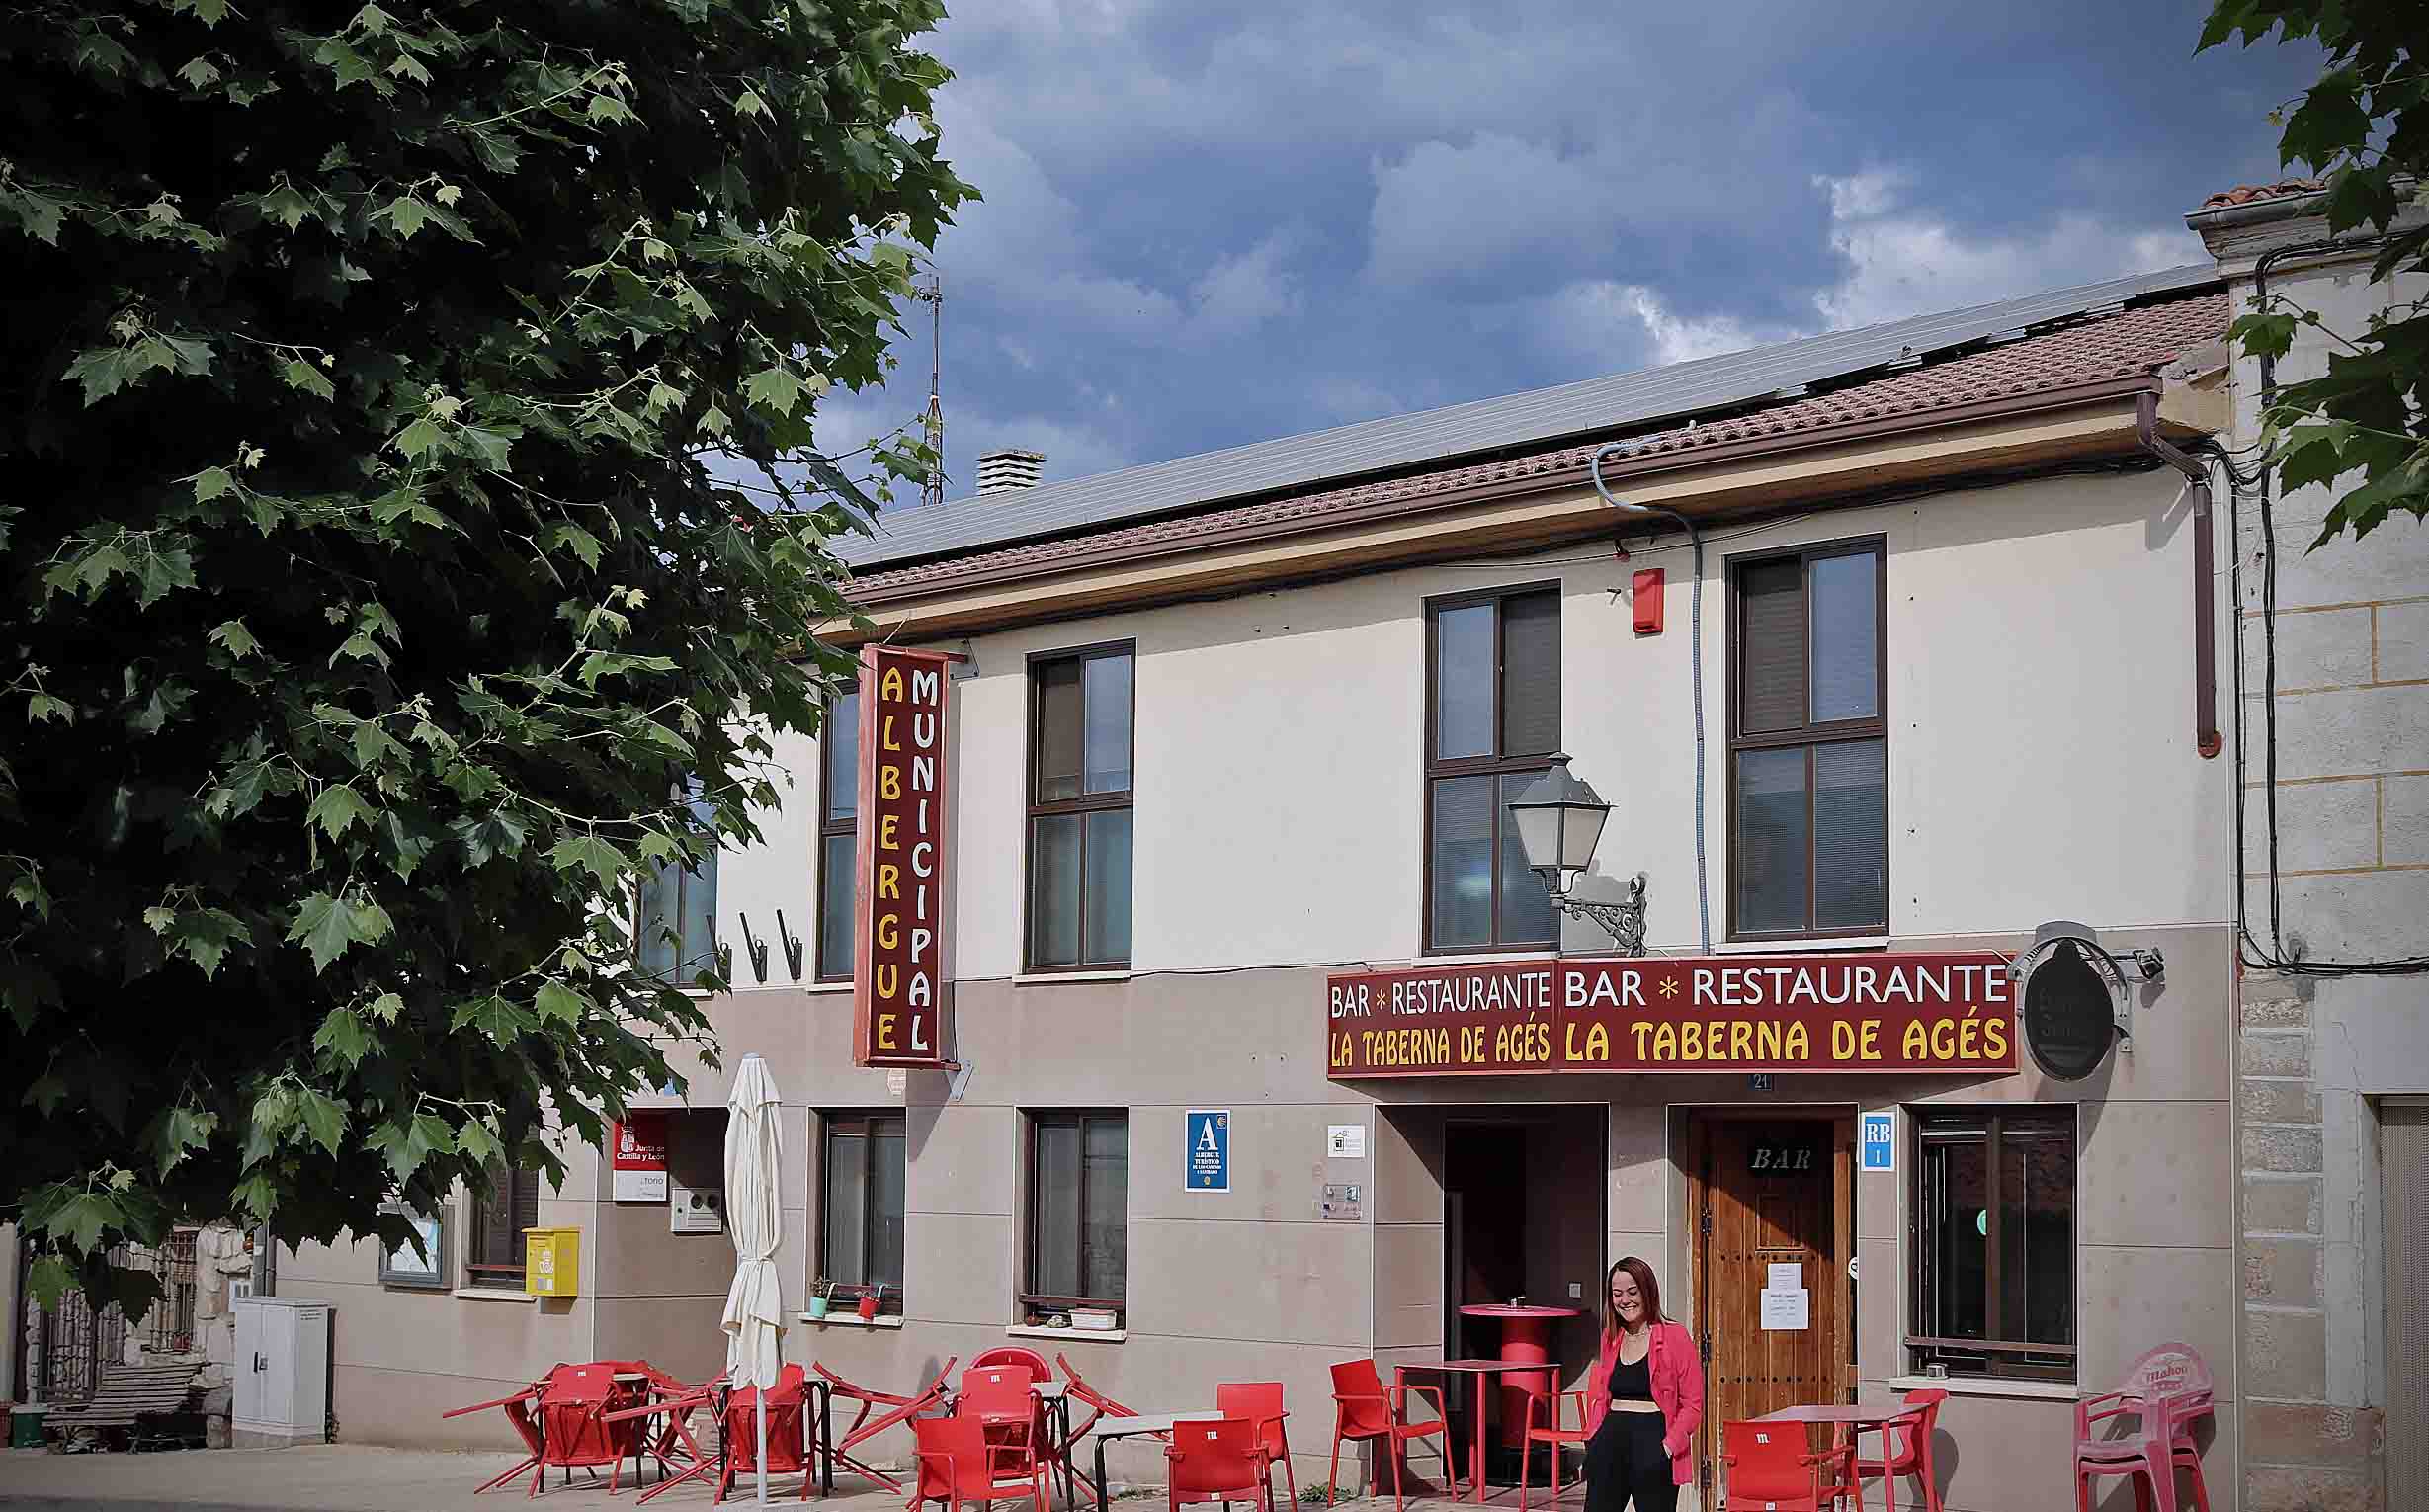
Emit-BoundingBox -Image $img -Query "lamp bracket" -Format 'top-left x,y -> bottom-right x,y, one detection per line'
1553,872 -> 1648,957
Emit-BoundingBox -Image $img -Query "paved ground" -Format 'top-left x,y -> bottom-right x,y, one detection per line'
0,1445 -> 1472,1512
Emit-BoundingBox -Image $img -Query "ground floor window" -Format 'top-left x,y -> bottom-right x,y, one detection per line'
464,1159 -> 543,1290
1909,1108 -> 2076,1380
1023,1110 -> 1127,1320
819,1112 -> 905,1312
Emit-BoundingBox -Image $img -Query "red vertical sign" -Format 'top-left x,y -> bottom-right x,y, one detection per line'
609,1114 -> 669,1202
851,646 -> 954,1066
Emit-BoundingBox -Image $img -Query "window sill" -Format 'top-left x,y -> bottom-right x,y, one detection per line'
802,979 -> 852,995
1014,969 -> 1132,986
454,1287 -> 536,1303
800,1311 -> 903,1329
1885,1374 -> 2077,1400
1008,1324 -> 1126,1344
1414,949 -> 1557,966
1713,936 -> 1890,955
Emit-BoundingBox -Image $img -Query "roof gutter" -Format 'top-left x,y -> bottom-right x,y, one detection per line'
845,373 -> 2169,610
2136,391 -> 2222,759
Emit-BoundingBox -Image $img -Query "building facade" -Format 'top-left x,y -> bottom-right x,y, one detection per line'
2185,184 -> 2429,1512
283,261 -> 2306,1511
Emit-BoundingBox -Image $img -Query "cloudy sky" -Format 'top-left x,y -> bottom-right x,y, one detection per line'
810,1 -> 2317,500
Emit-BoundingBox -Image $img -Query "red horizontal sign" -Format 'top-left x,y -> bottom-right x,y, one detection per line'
1325,954 -> 2016,1077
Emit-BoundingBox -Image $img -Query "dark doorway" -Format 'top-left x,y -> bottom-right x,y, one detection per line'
1446,1123 -> 1530,1331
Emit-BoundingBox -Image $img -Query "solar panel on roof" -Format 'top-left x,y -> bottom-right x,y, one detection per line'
837,263 -> 2219,572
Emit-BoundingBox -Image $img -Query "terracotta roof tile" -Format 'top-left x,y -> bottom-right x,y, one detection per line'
851,289 -> 2226,598
2198,179 -> 2325,210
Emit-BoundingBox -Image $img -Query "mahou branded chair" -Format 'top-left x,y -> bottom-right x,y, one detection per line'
1214,1383 -> 1296,1508
1719,1419 -> 1841,1512
909,1413 -> 1048,1512
1166,1417 -> 1274,1512
2074,1343 -> 2216,1512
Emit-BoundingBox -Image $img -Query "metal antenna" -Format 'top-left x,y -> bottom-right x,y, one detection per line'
914,272 -> 944,508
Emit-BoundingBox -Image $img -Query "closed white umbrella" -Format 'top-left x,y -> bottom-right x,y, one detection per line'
720,1052 -> 787,1503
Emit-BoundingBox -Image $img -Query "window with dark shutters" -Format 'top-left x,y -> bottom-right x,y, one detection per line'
464,1159 -> 542,1288
816,691 -> 859,982
1025,644 -> 1133,971
1425,585 -> 1560,952
1022,1110 -> 1127,1316
1728,540 -> 1887,940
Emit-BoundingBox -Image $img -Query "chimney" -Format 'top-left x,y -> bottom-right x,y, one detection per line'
975,449 -> 1045,494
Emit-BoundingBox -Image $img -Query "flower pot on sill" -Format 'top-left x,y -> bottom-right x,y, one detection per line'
1070,1307 -> 1117,1332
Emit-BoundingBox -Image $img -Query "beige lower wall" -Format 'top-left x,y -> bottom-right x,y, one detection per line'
297,933 -> 2237,1512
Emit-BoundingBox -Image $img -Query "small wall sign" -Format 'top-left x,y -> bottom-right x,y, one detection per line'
1186,1109 -> 1229,1193
1327,1124 -> 1366,1159
1321,1183 -> 1364,1221
1860,1111 -> 1895,1172
610,1114 -> 669,1203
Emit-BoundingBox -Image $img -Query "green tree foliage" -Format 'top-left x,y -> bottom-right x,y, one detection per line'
0,0 -> 969,1314
2202,1 -> 2426,544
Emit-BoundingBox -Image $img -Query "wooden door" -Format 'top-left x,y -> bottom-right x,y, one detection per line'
1689,1115 -> 1852,1500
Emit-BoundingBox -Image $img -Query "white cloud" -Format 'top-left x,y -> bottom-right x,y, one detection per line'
1362,134 -> 1612,290
1190,228 -> 1307,337
1811,169 -> 2201,330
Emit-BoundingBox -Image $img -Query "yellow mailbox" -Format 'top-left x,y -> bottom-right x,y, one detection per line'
523,1226 -> 581,1298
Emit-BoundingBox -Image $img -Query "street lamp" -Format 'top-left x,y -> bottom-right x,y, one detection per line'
1507,754 -> 1648,956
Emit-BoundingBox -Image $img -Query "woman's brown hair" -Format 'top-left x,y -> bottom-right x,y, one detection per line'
1604,1255 -> 1666,1337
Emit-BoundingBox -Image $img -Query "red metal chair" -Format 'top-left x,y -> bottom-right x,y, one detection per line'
1059,1352 -> 1160,1506
1325,1359 -> 1453,1512
1167,1417 -> 1273,1512
441,1372 -> 552,1494
973,1346 -> 1054,1382
816,1356 -> 960,1493
1851,1388 -> 1946,1512
2074,1343 -> 2216,1512
1516,1387 -> 1590,1512
527,1363 -> 638,1497
1214,1382 -> 1296,1506
1720,1419 -> 1840,1512
909,1413 -> 1048,1512
970,1352 -> 1071,1501
602,1372 -> 729,1505
960,1366 -> 1040,1450
715,1363 -> 818,1502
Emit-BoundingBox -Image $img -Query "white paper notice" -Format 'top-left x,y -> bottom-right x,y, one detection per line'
1768,1262 -> 1802,1291
613,1169 -> 668,1204
1759,1288 -> 1810,1330
1327,1124 -> 1367,1159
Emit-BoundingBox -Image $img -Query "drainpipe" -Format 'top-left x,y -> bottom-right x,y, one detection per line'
2136,391 -> 2222,759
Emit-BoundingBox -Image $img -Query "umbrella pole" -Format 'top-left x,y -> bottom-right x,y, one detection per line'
757,1397 -> 769,1504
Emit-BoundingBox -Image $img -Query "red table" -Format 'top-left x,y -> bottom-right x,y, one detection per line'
1751,1400 -> 1918,1512
1458,1304 -> 1582,1449
1393,1359 -> 1529,1504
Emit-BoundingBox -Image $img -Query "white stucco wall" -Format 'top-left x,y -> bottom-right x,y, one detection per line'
715,463 -> 2227,982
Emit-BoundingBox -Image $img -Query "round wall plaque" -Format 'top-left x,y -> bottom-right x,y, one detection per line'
2022,937 -> 2117,1081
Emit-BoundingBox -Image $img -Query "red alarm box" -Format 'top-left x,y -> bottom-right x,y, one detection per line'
1633,568 -> 1665,634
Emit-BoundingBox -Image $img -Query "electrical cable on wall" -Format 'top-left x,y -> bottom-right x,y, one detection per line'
1590,442 -> 1711,953
2220,235 -> 2428,976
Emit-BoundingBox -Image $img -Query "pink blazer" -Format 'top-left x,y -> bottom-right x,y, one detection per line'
1584,1320 -> 1705,1487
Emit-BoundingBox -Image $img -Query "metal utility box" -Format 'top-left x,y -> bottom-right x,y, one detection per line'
231,1297 -> 331,1449
523,1226 -> 581,1297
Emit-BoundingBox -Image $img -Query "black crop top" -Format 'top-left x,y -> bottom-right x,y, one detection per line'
1608,1351 -> 1653,1402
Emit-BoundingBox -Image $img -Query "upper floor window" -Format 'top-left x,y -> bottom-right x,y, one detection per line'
638,787 -> 718,982
1729,542 -> 1886,939
464,1158 -> 543,1290
1426,586 -> 1560,951
816,691 -> 860,982
1027,644 -> 1132,970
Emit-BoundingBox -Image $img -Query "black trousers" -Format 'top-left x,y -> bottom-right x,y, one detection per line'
1583,1410 -> 1677,1512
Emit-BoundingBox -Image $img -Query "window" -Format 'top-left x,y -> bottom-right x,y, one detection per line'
639,787 -> 719,982
819,1112 -> 904,1310
1425,586 -> 1560,951
1024,1111 -> 1127,1312
816,691 -> 860,981
464,1159 -> 543,1290
1729,541 -> 1886,939
1910,1110 -> 2077,1380
1027,645 -> 1132,970
377,1202 -> 449,1291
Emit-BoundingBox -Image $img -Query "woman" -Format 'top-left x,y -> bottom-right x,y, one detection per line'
1582,1257 -> 1703,1512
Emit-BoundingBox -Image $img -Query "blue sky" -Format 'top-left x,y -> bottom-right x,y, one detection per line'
810,1 -> 2318,500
